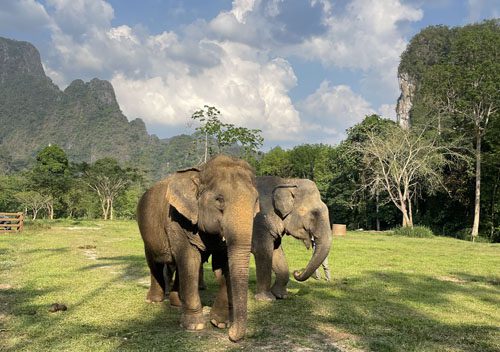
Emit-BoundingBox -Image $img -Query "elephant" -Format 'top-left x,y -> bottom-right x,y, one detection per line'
252,176 -> 333,301
137,155 -> 259,342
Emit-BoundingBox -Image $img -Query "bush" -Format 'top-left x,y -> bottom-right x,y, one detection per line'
392,225 -> 434,238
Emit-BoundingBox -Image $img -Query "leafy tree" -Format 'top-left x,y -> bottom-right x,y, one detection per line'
190,105 -> 263,162
257,147 -> 291,177
0,174 -> 27,212
83,158 -> 140,220
288,144 -> 324,180
421,20 -> 499,240
29,145 -> 71,219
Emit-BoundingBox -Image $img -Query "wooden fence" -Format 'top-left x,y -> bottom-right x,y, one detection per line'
0,212 -> 24,233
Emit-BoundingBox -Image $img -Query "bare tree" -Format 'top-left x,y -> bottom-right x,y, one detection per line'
15,191 -> 52,220
84,158 -> 134,220
354,125 -> 465,228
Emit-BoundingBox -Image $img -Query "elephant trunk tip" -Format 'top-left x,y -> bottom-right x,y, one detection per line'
293,269 -> 307,282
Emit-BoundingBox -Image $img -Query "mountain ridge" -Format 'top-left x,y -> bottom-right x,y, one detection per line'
0,36 -> 198,178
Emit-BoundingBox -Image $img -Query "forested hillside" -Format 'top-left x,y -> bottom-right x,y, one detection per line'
0,36 -> 198,178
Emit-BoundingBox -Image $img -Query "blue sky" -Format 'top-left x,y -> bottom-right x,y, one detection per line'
1,0 -> 498,148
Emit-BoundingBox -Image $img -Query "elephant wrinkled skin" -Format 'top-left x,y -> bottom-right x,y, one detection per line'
252,176 -> 333,301
137,155 -> 259,342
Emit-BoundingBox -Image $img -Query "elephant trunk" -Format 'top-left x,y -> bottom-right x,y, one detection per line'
293,218 -> 332,282
224,196 -> 254,342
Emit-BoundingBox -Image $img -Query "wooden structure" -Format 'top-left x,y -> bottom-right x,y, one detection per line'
0,212 -> 24,233
332,223 -> 347,236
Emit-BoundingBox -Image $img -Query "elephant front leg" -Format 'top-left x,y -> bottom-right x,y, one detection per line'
271,246 -> 289,299
210,268 -> 231,328
177,249 -> 205,331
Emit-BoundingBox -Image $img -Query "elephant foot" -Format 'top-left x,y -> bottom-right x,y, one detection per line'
254,291 -> 276,301
146,289 -> 165,303
210,318 -> 230,329
169,291 -> 182,307
271,285 -> 288,299
180,311 -> 205,331
209,308 -> 229,329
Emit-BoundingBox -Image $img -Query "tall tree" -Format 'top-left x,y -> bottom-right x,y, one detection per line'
190,105 -> 263,162
422,20 -> 499,240
30,145 -> 71,219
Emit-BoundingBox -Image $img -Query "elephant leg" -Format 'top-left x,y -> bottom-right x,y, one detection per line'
253,235 -> 276,301
210,251 -> 230,328
271,246 -> 289,299
169,270 -> 182,308
145,250 -> 166,303
177,248 -> 205,331
199,263 -> 207,290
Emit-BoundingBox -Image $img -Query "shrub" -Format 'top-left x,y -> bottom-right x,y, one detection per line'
392,225 -> 434,238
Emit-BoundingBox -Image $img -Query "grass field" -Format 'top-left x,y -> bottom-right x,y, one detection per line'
0,220 -> 499,352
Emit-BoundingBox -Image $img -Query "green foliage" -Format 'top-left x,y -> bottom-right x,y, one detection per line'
190,105 -> 263,161
257,146 -> 291,177
392,225 -> 435,238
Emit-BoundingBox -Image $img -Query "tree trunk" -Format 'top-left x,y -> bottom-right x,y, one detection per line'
376,189 -> 380,231
110,199 -> 114,220
204,132 -> 208,163
471,132 -> 481,241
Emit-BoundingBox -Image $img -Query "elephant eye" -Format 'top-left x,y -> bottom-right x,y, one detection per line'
215,194 -> 225,211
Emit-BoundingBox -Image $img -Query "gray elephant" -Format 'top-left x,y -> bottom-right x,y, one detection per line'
252,176 -> 333,301
137,155 -> 259,342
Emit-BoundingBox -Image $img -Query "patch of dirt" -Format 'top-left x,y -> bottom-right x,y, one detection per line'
0,284 -> 13,290
77,245 -> 96,249
436,276 -> 467,284
67,227 -> 100,231
316,323 -> 366,352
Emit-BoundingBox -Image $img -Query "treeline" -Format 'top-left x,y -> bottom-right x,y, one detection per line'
0,145 -> 145,221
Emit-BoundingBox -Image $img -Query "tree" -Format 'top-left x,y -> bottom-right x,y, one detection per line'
190,105 -> 263,162
257,147 -> 291,177
30,145 -> 71,219
84,158 -> 138,220
355,123 -> 464,228
422,20 -> 499,240
14,191 -> 52,220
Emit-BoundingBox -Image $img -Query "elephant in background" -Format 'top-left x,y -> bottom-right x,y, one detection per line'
137,155 -> 259,342
252,176 -> 333,301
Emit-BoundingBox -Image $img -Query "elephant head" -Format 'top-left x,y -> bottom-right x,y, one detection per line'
272,179 -> 332,281
165,155 -> 259,342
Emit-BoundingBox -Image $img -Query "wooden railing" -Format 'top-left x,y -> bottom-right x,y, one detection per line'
0,212 -> 24,233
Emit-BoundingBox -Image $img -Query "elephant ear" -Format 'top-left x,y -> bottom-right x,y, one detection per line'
272,184 -> 297,219
166,169 -> 200,225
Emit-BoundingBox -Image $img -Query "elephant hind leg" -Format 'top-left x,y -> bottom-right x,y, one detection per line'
271,246 -> 289,299
145,251 -> 166,303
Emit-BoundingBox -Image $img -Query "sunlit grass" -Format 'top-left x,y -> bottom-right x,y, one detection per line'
1,220 -> 499,351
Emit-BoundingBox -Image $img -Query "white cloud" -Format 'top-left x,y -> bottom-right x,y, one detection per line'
297,81 -> 375,143
0,0 -> 51,32
111,44 -> 301,142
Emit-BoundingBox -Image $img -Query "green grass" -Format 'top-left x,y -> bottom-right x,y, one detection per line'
0,221 -> 499,351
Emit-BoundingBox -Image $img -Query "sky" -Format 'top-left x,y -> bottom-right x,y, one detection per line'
1,0 -> 498,149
